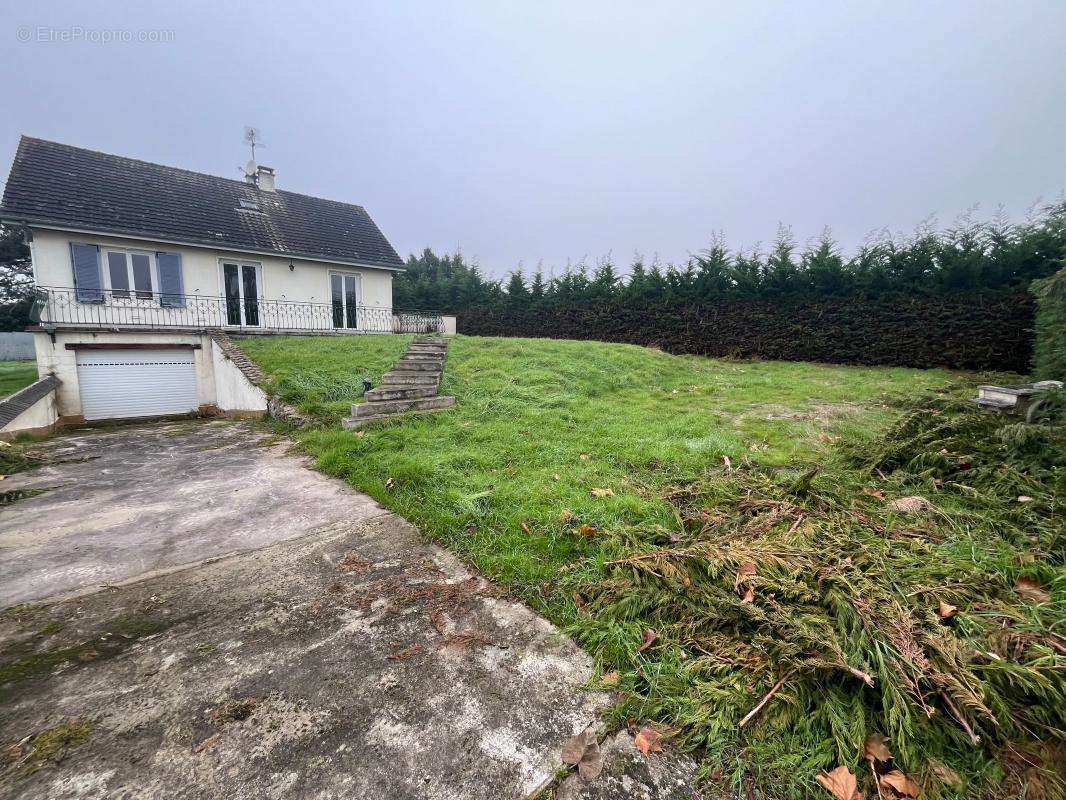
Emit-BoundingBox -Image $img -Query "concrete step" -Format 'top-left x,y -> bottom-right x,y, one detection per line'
406,345 -> 447,354
392,360 -> 443,372
364,385 -> 438,402
342,402 -> 454,429
402,352 -> 445,361
351,395 -> 455,418
381,371 -> 439,385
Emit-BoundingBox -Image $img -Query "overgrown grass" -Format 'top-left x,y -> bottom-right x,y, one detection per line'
234,334 -> 412,422
245,335 -> 1062,798
0,361 -> 37,399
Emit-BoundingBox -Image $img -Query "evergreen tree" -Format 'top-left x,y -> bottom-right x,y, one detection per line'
0,225 -> 33,331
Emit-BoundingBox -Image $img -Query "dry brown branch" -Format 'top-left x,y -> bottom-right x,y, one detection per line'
739,670 -> 795,728
940,691 -> 981,745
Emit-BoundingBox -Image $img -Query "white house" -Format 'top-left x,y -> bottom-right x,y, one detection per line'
0,136 -> 442,426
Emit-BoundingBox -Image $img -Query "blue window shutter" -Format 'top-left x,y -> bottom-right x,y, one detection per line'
156,252 -> 185,307
70,242 -> 103,302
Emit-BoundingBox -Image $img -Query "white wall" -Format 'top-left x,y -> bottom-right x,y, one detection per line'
35,330 -> 217,418
30,228 -> 395,320
211,342 -> 268,414
34,330 -> 273,420
0,384 -> 58,438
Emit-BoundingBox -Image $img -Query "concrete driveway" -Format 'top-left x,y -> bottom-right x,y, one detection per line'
0,420 -> 385,608
0,421 -> 610,799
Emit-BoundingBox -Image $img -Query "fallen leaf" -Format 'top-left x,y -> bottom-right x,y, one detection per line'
880,770 -> 921,797
863,733 -> 893,763
561,729 -> 594,765
938,600 -> 958,619
734,562 -> 756,584
521,522 -> 532,535
577,747 -> 603,780
561,729 -> 603,781
572,590 -> 586,608
1015,578 -> 1050,604
577,523 -> 598,536
591,487 -> 615,498
862,486 -> 886,500
633,726 -> 663,755
580,453 -> 591,461
601,671 -> 620,687
636,628 -> 658,652
816,765 -> 861,800
734,561 -> 757,601
927,760 -> 962,788
354,430 -> 366,438
888,496 -> 933,514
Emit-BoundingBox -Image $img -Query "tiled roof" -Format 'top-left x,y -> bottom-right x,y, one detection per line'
0,137 -> 404,269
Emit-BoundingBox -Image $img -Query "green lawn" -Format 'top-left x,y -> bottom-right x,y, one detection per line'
235,334 -> 412,420
244,335 -> 1061,799
0,361 -> 38,399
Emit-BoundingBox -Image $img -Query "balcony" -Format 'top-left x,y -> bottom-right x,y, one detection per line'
29,286 -> 443,335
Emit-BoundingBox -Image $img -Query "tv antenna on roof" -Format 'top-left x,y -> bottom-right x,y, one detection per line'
243,125 -> 266,165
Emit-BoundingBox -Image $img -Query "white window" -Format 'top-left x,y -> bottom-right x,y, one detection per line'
104,249 -> 155,299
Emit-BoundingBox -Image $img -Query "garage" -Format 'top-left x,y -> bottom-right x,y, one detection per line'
75,346 -> 199,421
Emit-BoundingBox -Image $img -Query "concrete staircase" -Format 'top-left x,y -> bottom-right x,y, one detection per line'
342,337 -> 455,429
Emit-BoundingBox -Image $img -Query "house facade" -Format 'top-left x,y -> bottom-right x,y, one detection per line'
0,136 -> 441,426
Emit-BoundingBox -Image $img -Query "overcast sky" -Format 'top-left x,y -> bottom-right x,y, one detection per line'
2,1 -> 1065,277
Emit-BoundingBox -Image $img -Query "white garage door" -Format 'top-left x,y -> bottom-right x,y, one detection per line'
76,348 -> 199,421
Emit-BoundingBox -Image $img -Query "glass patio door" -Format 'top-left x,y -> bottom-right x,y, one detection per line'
223,263 -> 260,326
331,273 -> 359,329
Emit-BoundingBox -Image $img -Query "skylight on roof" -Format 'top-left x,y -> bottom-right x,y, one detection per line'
238,198 -> 260,211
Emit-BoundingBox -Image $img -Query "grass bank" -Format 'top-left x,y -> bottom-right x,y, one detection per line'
0,361 -> 37,399
235,334 -> 411,421
245,335 -> 1062,799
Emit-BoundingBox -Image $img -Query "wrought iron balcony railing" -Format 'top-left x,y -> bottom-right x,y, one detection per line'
30,286 -> 443,334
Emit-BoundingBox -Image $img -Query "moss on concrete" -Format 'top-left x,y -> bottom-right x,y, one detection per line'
12,719 -> 92,777
0,615 -> 167,699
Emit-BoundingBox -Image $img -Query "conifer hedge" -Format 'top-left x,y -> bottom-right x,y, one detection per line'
1031,268 -> 1066,380
458,292 -> 1034,371
398,203 -> 1066,372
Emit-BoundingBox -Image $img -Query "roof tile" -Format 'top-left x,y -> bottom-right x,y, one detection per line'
0,137 -> 403,268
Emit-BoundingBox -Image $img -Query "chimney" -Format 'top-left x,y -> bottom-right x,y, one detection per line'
255,165 -> 276,192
